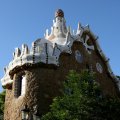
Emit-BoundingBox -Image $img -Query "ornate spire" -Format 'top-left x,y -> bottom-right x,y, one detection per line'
45,9 -> 68,45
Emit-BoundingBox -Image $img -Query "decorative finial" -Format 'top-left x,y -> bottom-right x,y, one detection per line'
55,9 -> 64,18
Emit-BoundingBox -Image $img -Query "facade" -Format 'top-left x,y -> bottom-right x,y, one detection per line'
1,9 -> 120,120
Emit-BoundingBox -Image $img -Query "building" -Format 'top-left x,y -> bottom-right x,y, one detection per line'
1,9 -> 120,120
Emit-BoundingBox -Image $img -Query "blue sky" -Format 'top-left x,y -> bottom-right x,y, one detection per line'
0,0 -> 120,91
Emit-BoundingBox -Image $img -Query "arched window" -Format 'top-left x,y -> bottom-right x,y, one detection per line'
21,75 -> 26,96
14,74 -> 26,98
96,62 -> 103,73
75,50 -> 83,63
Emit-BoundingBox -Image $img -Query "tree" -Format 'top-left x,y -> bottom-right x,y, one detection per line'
0,90 -> 5,120
41,70 -> 120,120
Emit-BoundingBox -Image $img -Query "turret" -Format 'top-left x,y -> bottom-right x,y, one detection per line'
45,9 -> 68,45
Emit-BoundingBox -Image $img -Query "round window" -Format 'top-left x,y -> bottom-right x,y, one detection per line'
75,50 -> 83,63
96,62 -> 103,73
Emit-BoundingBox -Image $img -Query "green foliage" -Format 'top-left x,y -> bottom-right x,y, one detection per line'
0,90 -> 5,119
41,70 -> 120,120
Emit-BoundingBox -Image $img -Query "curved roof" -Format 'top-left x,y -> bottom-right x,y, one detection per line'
1,10 -> 119,89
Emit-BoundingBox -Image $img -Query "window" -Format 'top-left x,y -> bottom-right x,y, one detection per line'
96,62 -> 103,73
21,75 -> 26,96
14,74 -> 26,98
75,50 -> 83,63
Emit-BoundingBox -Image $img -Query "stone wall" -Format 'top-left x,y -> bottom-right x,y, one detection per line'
4,39 -> 119,120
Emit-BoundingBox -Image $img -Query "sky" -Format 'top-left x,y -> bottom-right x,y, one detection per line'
0,0 -> 120,91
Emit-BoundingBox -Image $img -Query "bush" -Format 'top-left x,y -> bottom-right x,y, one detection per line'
0,90 -> 5,120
